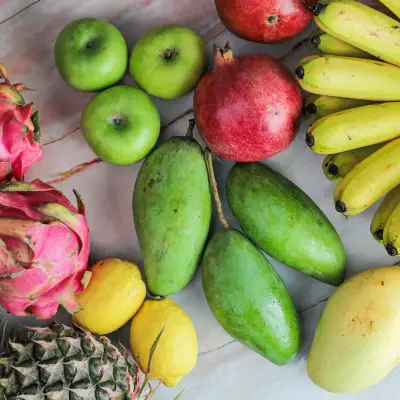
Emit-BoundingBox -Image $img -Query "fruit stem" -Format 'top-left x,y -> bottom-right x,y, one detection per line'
305,103 -> 317,115
386,243 -> 398,256
186,119 -> 196,138
328,164 -> 339,177
295,66 -> 305,79
204,148 -> 230,231
310,3 -> 326,16
213,42 -> 235,68
310,35 -> 321,49
305,132 -> 315,147
335,200 -> 347,214
374,229 -> 384,241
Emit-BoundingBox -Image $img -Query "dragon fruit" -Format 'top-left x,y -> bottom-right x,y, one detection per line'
0,179 -> 91,319
0,63 -> 43,181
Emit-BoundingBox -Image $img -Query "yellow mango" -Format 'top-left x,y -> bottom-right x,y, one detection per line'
130,298 -> 198,387
308,267 -> 400,393
73,258 -> 146,335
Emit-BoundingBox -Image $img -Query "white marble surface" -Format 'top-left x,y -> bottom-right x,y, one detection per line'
0,0 -> 399,399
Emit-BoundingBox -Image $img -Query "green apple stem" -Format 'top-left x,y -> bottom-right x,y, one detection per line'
164,49 -> 172,59
204,148 -> 230,231
186,119 -> 196,138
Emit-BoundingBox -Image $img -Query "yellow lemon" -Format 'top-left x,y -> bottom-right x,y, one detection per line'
130,298 -> 198,387
73,258 -> 146,335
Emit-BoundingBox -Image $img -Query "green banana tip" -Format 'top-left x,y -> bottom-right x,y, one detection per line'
386,244 -> 398,257
310,36 -> 321,49
328,164 -> 339,177
295,66 -> 305,79
335,200 -> 347,214
310,3 -> 326,16
305,133 -> 315,148
305,103 -> 317,115
374,230 -> 384,241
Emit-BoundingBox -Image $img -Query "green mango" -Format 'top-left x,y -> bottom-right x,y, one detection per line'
133,123 -> 211,296
226,163 -> 346,286
202,228 -> 300,365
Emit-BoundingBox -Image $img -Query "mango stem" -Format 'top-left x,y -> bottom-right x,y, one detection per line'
204,148 -> 230,230
186,119 -> 196,137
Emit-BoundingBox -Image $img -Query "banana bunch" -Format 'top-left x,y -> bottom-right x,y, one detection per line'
298,0 -> 400,255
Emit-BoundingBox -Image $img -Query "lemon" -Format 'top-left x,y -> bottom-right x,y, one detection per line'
130,298 -> 198,387
73,258 -> 146,335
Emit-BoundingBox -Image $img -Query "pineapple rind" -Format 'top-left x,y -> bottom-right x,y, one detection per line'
0,323 -> 141,400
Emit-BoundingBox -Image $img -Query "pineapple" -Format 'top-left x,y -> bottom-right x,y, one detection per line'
0,323 -> 145,400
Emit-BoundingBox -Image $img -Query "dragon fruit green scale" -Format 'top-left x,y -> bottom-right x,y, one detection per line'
0,179 -> 91,319
0,63 -> 43,181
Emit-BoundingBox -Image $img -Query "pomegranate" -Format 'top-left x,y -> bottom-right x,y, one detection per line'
214,0 -> 312,43
194,44 -> 302,162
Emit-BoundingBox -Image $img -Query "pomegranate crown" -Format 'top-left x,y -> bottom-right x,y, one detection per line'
213,42 -> 235,68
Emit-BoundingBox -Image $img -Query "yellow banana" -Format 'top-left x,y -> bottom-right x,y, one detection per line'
311,0 -> 400,66
383,201 -> 400,256
308,28 -> 374,59
334,138 -> 400,216
379,0 -> 400,19
306,102 -> 400,154
371,186 -> 400,243
322,143 -> 384,182
295,56 -> 400,101
304,94 -> 374,119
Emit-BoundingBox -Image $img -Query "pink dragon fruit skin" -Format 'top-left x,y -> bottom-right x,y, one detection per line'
0,63 -> 43,181
0,179 -> 91,319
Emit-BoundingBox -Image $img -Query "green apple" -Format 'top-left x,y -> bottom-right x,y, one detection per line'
55,18 -> 128,92
81,85 -> 160,165
129,24 -> 208,100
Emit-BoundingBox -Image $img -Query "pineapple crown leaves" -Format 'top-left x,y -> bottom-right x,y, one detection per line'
139,324 -> 187,400
137,324 -> 167,400
173,390 -> 185,400
147,324 -> 167,375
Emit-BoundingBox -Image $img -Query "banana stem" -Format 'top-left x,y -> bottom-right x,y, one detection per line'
204,148 -> 230,231
186,119 -> 195,137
